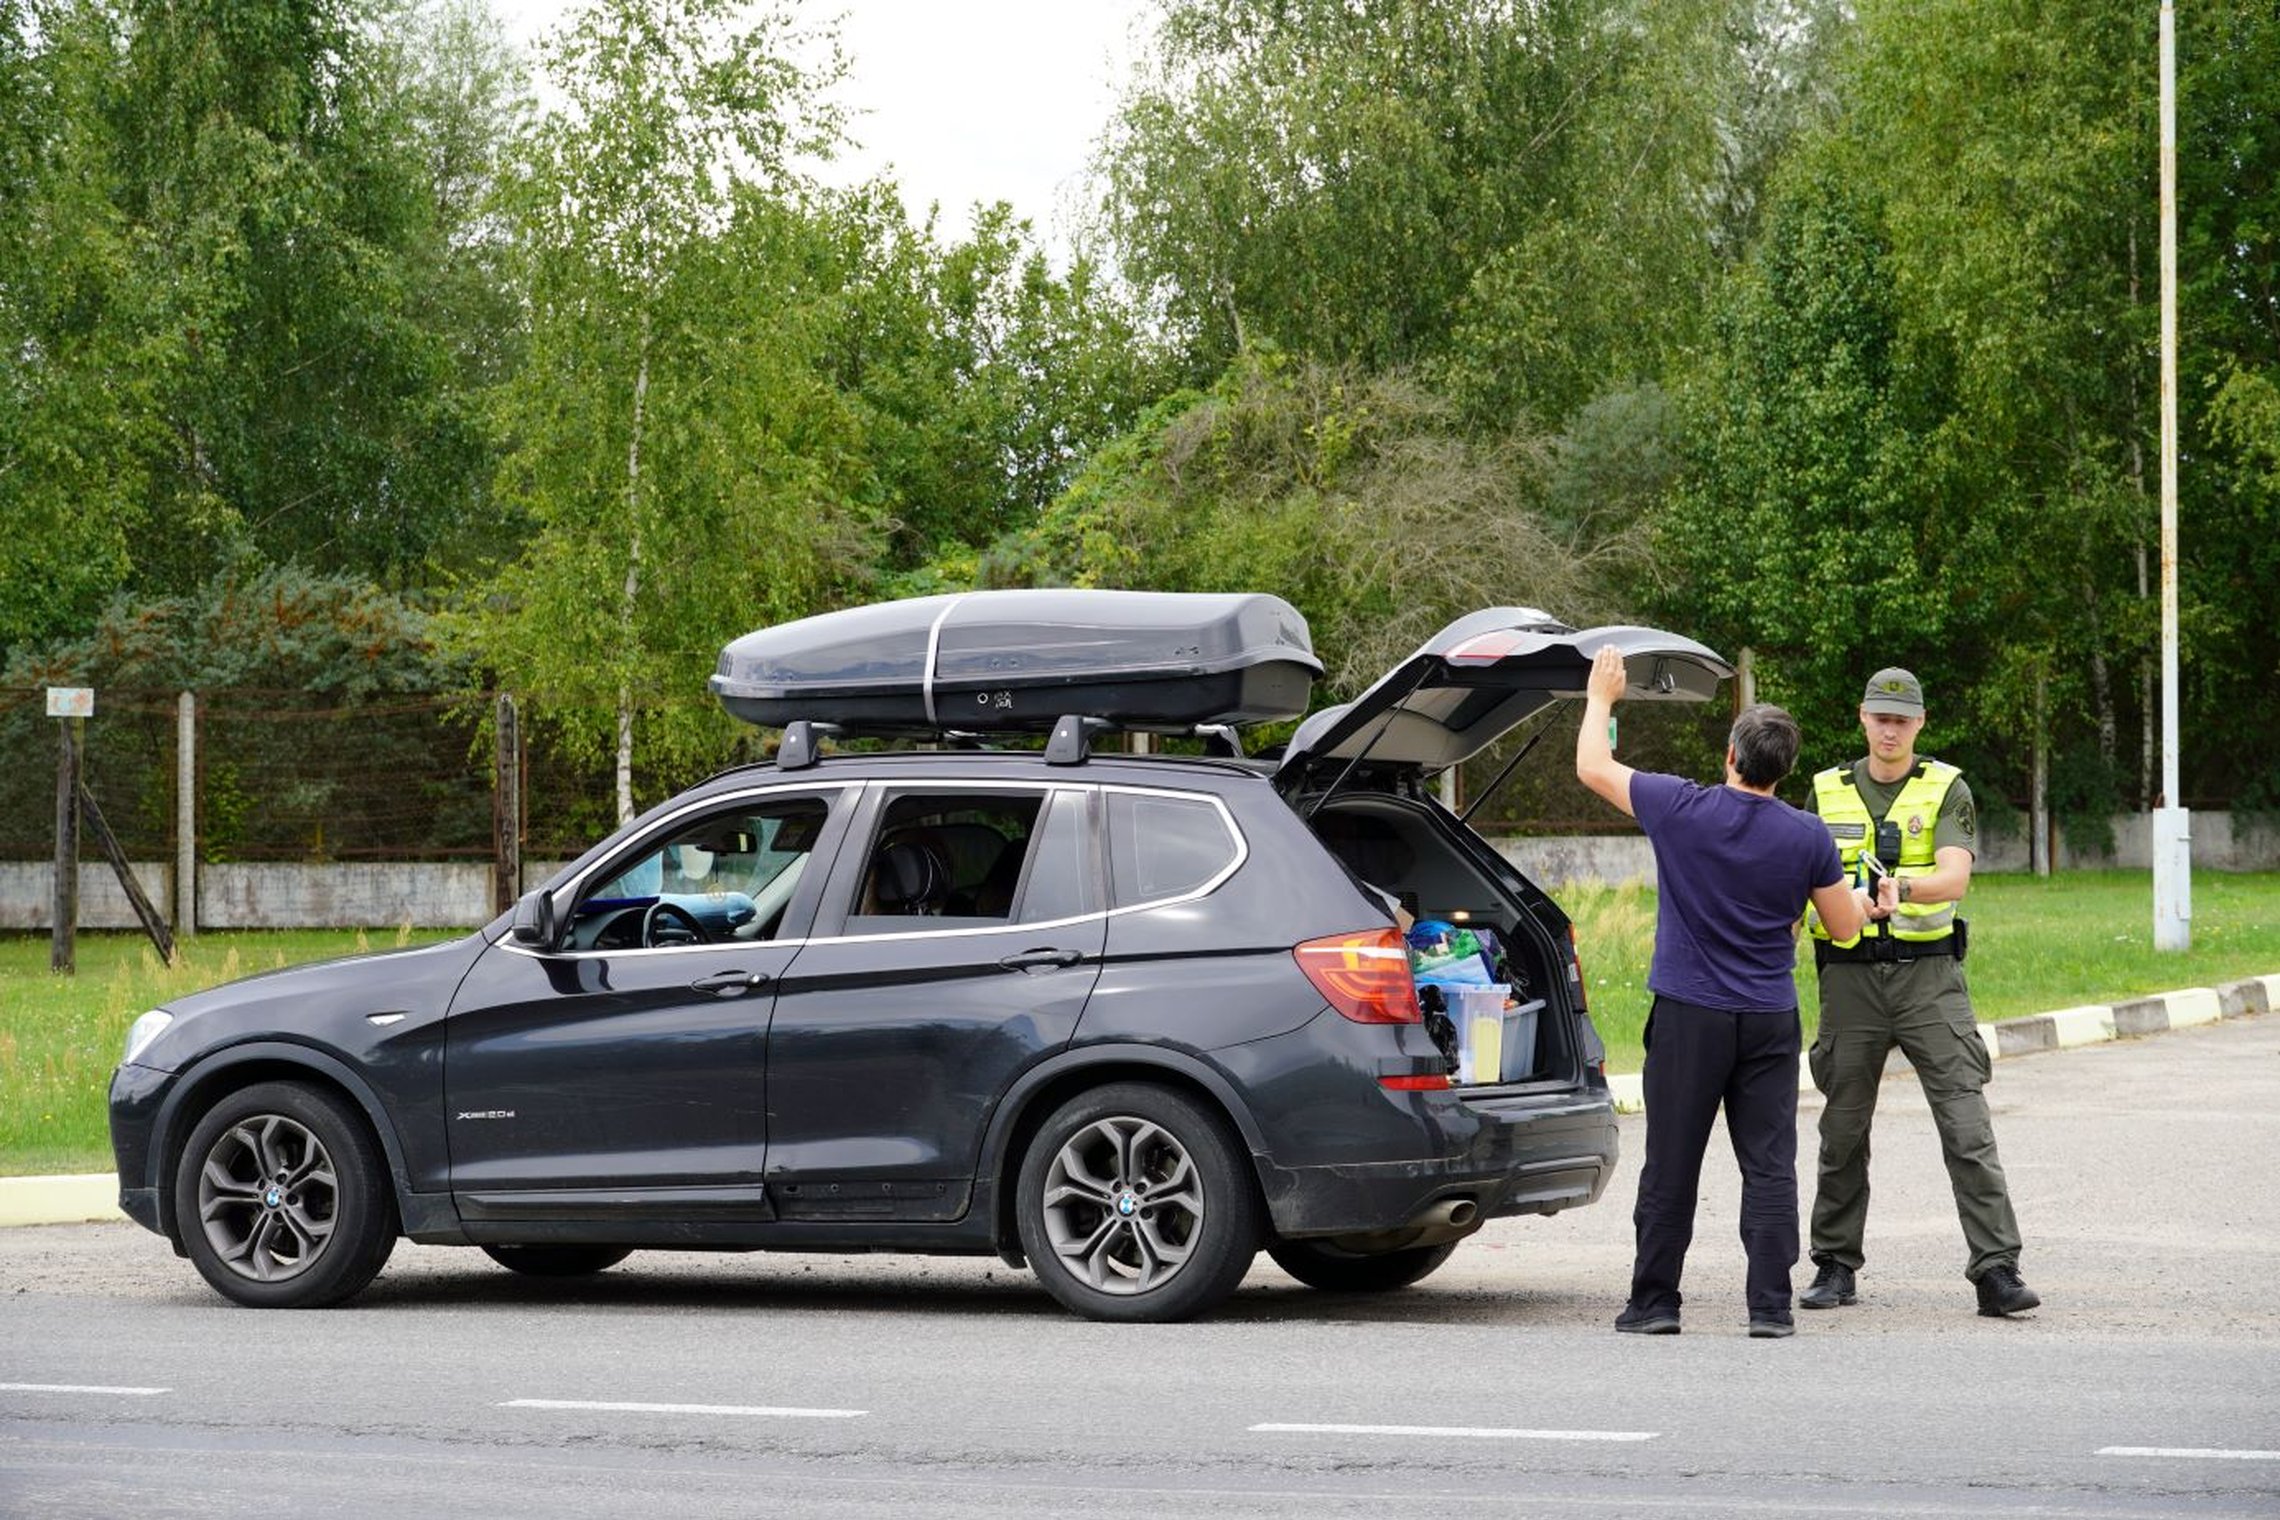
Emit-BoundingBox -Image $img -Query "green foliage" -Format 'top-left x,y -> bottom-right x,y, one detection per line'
801,189 -> 1173,567
109,0 -> 517,585
972,350 -> 1628,698
1659,159 -> 1931,740
0,0 -> 531,651
0,0 -> 159,653
1664,0 -> 2280,806
2173,4 -> 2280,804
0,566 -> 485,861
1101,0 -> 1844,427
460,0 -> 875,803
4,0 -> 2274,826
3,563 -> 460,694
458,0 -> 1177,808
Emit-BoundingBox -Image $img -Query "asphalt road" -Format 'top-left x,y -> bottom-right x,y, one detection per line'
4,1014 -> 2276,1519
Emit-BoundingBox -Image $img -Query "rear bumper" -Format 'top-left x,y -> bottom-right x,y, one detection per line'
1254,1090 -> 1619,1238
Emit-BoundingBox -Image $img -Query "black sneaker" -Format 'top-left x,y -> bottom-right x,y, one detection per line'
1748,1316 -> 1796,1338
1799,1261 -> 1856,1310
1975,1263 -> 2041,1317
1615,1305 -> 1681,1335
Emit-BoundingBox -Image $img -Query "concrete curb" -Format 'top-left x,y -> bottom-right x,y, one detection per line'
0,1172 -> 120,1227
1604,973 -> 2273,1114
6,976 -> 2275,1223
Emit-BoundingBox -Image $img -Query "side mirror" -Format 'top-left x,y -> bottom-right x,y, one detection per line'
509,889 -> 557,948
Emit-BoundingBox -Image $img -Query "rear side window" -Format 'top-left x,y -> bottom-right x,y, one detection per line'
846,790 -> 1048,927
1107,792 -> 1239,907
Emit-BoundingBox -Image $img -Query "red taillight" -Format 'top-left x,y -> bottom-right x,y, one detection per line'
1380,1073 -> 1453,1091
1567,921 -> 1588,1012
1444,630 -> 1532,665
1294,928 -> 1423,1024
1566,923 -> 1603,1073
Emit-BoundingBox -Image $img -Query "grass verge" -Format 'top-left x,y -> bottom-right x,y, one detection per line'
2,871 -> 2272,1176
1567,869 -> 2280,1073
1,927 -> 451,1175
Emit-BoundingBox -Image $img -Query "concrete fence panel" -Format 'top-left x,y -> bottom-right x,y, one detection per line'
0,811 -> 2271,927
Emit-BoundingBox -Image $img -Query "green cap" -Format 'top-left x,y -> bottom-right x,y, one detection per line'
1861,667 -> 1925,716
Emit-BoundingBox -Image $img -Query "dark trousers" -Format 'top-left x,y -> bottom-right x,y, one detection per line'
1628,995 -> 1802,1319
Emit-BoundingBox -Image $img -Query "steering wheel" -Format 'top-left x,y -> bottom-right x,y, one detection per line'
640,900 -> 709,948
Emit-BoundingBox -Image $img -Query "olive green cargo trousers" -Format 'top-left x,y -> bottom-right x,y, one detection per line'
1807,954 -> 2023,1283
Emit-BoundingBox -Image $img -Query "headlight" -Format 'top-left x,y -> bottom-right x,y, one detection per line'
122,1009 -> 173,1066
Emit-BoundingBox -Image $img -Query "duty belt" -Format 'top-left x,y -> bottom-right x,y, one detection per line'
1814,932 -> 1962,967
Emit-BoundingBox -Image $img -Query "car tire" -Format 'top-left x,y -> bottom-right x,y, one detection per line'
1014,1082 -> 1260,1323
173,1081 -> 398,1309
480,1244 -> 634,1277
1267,1239 -> 1458,1293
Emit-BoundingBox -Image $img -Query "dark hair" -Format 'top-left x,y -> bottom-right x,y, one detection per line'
1728,704 -> 1802,788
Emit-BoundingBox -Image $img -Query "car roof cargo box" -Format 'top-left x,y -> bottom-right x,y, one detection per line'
711,590 -> 1323,735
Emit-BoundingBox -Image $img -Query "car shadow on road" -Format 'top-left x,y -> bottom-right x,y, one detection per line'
325,1248 -> 1613,1328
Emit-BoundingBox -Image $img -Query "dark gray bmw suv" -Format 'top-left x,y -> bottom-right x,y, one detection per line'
109,590 -> 1728,1321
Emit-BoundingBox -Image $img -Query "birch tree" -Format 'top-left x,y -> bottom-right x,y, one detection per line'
471,0 -> 859,819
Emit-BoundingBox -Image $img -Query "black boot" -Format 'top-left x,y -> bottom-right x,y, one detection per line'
1975,1263 -> 2040,1317
1799,1260 -> 1856,1310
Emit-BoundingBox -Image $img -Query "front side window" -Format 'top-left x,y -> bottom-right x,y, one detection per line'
574,795 -> 834,950
1106,791 -> 1239,907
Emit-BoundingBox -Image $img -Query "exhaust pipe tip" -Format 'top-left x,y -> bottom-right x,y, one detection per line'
1418,1197 -> 1479,1229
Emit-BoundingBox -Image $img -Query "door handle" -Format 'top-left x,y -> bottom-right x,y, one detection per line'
999,948 -> 1084,971
689,969 -> 769,997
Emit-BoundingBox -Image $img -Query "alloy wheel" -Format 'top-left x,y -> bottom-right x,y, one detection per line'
1038,1115 -> 1206,1296
196,1112 -> 339,1283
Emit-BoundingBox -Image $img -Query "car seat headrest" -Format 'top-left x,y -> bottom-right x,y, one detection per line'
871,837 -> 949,913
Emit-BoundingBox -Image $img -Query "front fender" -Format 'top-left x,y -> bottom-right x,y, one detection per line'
144,1041 -> 461,1246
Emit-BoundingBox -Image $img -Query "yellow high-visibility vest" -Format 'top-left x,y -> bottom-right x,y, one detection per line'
1807,761 -> 1961,945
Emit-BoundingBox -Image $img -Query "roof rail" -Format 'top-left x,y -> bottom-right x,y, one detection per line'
773,715 -> 1247,770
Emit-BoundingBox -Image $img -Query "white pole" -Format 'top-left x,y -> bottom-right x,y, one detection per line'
177,691 -> 197,939
2153,0 -> 2190,950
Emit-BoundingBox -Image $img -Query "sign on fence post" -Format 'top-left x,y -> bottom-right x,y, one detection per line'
47,688 -> 91,974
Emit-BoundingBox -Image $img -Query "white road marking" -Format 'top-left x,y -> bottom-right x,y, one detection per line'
500,1398 -> 865,1419
0,1382 -> 169,1396
1253,1422 -> 1657,1442
2098,1446 -> 2280,1462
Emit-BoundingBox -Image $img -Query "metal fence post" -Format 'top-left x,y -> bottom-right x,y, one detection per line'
52,712 -> 81,972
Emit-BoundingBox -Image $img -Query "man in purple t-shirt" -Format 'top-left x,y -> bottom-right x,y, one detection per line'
1576,647 -> 1866,1337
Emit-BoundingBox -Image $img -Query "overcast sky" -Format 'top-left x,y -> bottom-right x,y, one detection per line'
491,0 -> 1147,256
